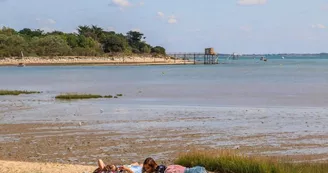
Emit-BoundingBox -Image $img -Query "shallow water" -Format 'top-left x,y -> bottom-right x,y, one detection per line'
1,57 -> 328,159
1,58 -> 328,107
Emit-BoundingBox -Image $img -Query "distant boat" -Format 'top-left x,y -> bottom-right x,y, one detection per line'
281,56 -> 285,59
260,57 -> 267,61
232,53 -> 239,60
17,63 -> 25,67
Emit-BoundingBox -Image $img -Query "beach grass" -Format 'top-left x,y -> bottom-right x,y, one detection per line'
175,150 -> 328,173
0,90 -> 41,96
116,94 -> 123,97
55,93 -> 124,100
55,93 -> 103,100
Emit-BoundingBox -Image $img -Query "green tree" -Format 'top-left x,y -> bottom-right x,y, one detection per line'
102,34 -> 130,53
77,35 -> 99,48
77,25 -> 92,37
5,35 -> 27,56
47,30 -> 65,35
139,42 -> 151,54
72,47 -> 102,56
72,35 -> 102,56
0,25 -> 165,57
19,28 -> 44,37
31,35 -> 71,56
91,25 -> 103,41
77,25 -> 103,41
0,27 -> 17,36
151,46 -> 166,55
0,34 -> 8,46
66,34 -> 79,48
126,31 -> 144,48
0,34 -> 9,57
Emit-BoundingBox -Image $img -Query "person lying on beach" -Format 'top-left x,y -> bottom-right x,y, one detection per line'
94,159 -> 143,173
142,157 -> 167,173
165,165 -> 207,173
142,157 -> 206,173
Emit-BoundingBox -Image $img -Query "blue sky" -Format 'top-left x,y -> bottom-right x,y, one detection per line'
0,0 -> 327,54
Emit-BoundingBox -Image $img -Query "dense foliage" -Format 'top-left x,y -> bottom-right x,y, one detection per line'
0,25 -> 166,57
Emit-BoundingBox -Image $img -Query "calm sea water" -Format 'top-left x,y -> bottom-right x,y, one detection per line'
1,57 -> 328,107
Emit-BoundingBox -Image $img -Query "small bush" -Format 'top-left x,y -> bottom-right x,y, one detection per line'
55,93 -> 103,100
55,93 -> 123,100
0,90 -> 41,96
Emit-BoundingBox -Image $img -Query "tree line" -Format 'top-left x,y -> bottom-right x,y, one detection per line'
0,25 -> 166,57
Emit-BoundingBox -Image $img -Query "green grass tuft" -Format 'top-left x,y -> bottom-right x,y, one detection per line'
116,94 -> 123,97
0,90 -> 41,96
55,93 -> 103,100
55,93 -> 124,100
175,150 -> 328,173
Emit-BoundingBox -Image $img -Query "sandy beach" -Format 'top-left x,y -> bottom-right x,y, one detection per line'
0,160 -> 95,173
0,56 -> 193,66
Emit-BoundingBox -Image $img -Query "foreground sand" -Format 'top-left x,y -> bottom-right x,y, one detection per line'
0,56 -> 193,66
0,160 -> 95,173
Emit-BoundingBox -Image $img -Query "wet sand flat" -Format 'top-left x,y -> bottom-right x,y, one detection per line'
1,100 -> 328,165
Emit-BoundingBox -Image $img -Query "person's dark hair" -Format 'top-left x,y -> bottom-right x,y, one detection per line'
142,157 -> 158,173
155,165 -> 166,173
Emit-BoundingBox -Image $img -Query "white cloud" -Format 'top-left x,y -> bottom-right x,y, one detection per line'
156,12 -> 178,24
311,24 -> 326,29
107,26 -> 115,31
168,15 -> 178,24
35,18 -> 57,32
111,0 -> 131,7
47,19 -> 56,24
40,27 -> 55,33
132,28 -> 141,32
157,12 -> 165,18
237,0 -> 267,5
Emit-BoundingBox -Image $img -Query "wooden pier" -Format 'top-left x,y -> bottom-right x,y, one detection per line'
167,48 -> 219,65
167,53 -> 219,65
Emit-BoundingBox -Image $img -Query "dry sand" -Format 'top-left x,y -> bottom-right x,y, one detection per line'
0,56 -> 193,66
0,160 -> 95,173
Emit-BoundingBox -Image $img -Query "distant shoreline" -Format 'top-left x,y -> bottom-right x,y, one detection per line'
0,56 -> 193,66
